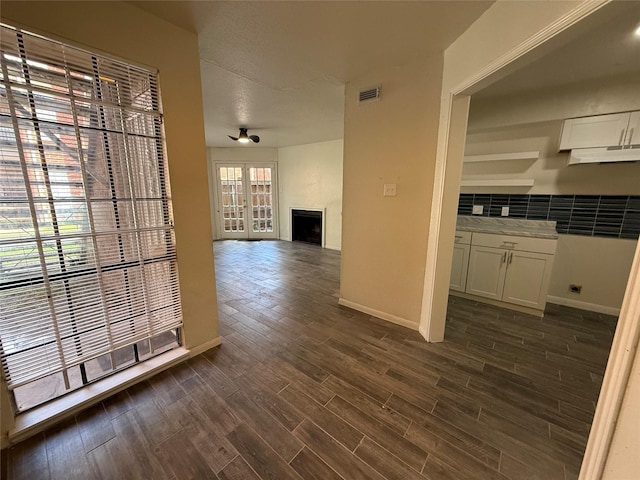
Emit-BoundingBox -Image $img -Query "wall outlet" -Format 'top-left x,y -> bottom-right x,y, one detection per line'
383,183 -> 397,197
472,205 -> 484,215
501,206 -> 509,217
569,284 -> 582,294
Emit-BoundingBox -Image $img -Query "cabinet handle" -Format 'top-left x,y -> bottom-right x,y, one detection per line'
502,251 -> 507,263
508,252 -> 513,264
454,235 -> 463,242
619,128 -> 626,146
628,128 -> 635,147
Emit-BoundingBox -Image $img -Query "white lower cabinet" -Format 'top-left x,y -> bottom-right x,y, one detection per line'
501,250 -> 554,309
462,232 -> 557,312
466,246 -> 507,301
449,231 -> 471,292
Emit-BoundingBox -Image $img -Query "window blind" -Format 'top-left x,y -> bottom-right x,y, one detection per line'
0,24 -> 183,406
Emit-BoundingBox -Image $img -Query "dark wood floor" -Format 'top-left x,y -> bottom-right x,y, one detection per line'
2,240 -> 617,480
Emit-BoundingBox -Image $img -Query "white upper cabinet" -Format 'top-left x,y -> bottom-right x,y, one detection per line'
628,111 -> 640,146
559,111 -> 639,150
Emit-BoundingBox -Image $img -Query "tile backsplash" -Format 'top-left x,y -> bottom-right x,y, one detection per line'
458,194 -> 640,239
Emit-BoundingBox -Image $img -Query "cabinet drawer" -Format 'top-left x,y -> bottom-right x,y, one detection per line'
471,232 -> 557,254
453,231 -> 472,245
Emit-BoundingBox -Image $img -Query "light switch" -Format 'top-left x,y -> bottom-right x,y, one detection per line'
383,184 -> 397,197
472,205 -> 484,215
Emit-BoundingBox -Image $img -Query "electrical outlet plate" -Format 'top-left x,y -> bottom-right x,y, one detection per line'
501,206 -> 509,216
472,205 -> 484,215
383,184 -> 397,197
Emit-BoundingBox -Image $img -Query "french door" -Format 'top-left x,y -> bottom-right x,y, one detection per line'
215,163 -> 278,239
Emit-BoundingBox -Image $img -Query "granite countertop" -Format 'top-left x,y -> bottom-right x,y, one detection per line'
456,215 -> 559,239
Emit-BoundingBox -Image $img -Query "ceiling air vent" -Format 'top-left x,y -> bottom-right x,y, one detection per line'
358,86 -> 380,103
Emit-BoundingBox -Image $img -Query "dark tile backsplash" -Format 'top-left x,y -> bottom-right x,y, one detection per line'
458,194 -> 640,239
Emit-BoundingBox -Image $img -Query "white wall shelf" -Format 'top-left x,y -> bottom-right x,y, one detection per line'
463,151 -> 539,163
460,178 -> 535,187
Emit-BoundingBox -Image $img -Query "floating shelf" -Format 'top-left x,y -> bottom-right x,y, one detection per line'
460,179 -> 535,187
463,151 -> 540,163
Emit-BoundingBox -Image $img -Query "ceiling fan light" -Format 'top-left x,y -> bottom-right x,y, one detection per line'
230,127 -> 258,144
237,128 -> 250,143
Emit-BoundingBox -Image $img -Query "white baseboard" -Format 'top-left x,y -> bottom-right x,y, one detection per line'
338,298 -> 419,331
188,336 -> 222,357
547,296 -> 621,316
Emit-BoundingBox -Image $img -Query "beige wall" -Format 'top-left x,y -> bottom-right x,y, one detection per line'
548,236 -> 637,312
209,147 -> 279,164
464,73 -> 640,195
1,1 -> 218,438
602,337 -> 640,479
468,71 -> 640,132
341,57 -> 443,327
278,140 -> 344,250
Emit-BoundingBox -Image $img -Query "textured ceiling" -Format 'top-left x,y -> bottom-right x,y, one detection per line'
132,1 -> 493,147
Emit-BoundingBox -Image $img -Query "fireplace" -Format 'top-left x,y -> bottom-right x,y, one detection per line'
291,209 -> 323,246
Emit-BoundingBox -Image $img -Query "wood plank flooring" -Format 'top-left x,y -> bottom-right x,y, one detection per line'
2,240 -> 617,480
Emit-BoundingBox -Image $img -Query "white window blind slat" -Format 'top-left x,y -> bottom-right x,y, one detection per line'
0,24 -> 183,408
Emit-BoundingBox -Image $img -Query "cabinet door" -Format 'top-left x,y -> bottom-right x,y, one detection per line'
450,243 -> 470,293
466,246 -> 507,300
502,251 -> 554,309
559,113 -> 630,150
627,111 -> 640,146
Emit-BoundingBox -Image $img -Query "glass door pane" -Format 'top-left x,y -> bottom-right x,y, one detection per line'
218,166 -> 246,237
249,167 -> 274,236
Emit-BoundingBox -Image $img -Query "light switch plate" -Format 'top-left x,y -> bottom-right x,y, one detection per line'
383,184 -> 397,197
501,206 -> 509,216
472,205 -> 484,215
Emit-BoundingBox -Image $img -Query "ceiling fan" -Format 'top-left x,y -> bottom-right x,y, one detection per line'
228,128 -> 260,144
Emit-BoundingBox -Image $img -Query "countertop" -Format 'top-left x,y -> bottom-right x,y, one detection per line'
456,215 -> 559,239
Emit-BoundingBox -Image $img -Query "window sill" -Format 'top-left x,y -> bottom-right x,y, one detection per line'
7,347 -> 190,446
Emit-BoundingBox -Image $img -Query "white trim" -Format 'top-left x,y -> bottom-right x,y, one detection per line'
450,1 -> 611,95
338,298 -> 419,331
420,91 -> 456,342
463,151 -> 539,163
289,206 -> 326,248
6,347 -> 189,447
579,240 -> 640,479
206,150 -> 222,240
460,178 -> 535,187
188,336 -> 222,357
547,296 -> 621,316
